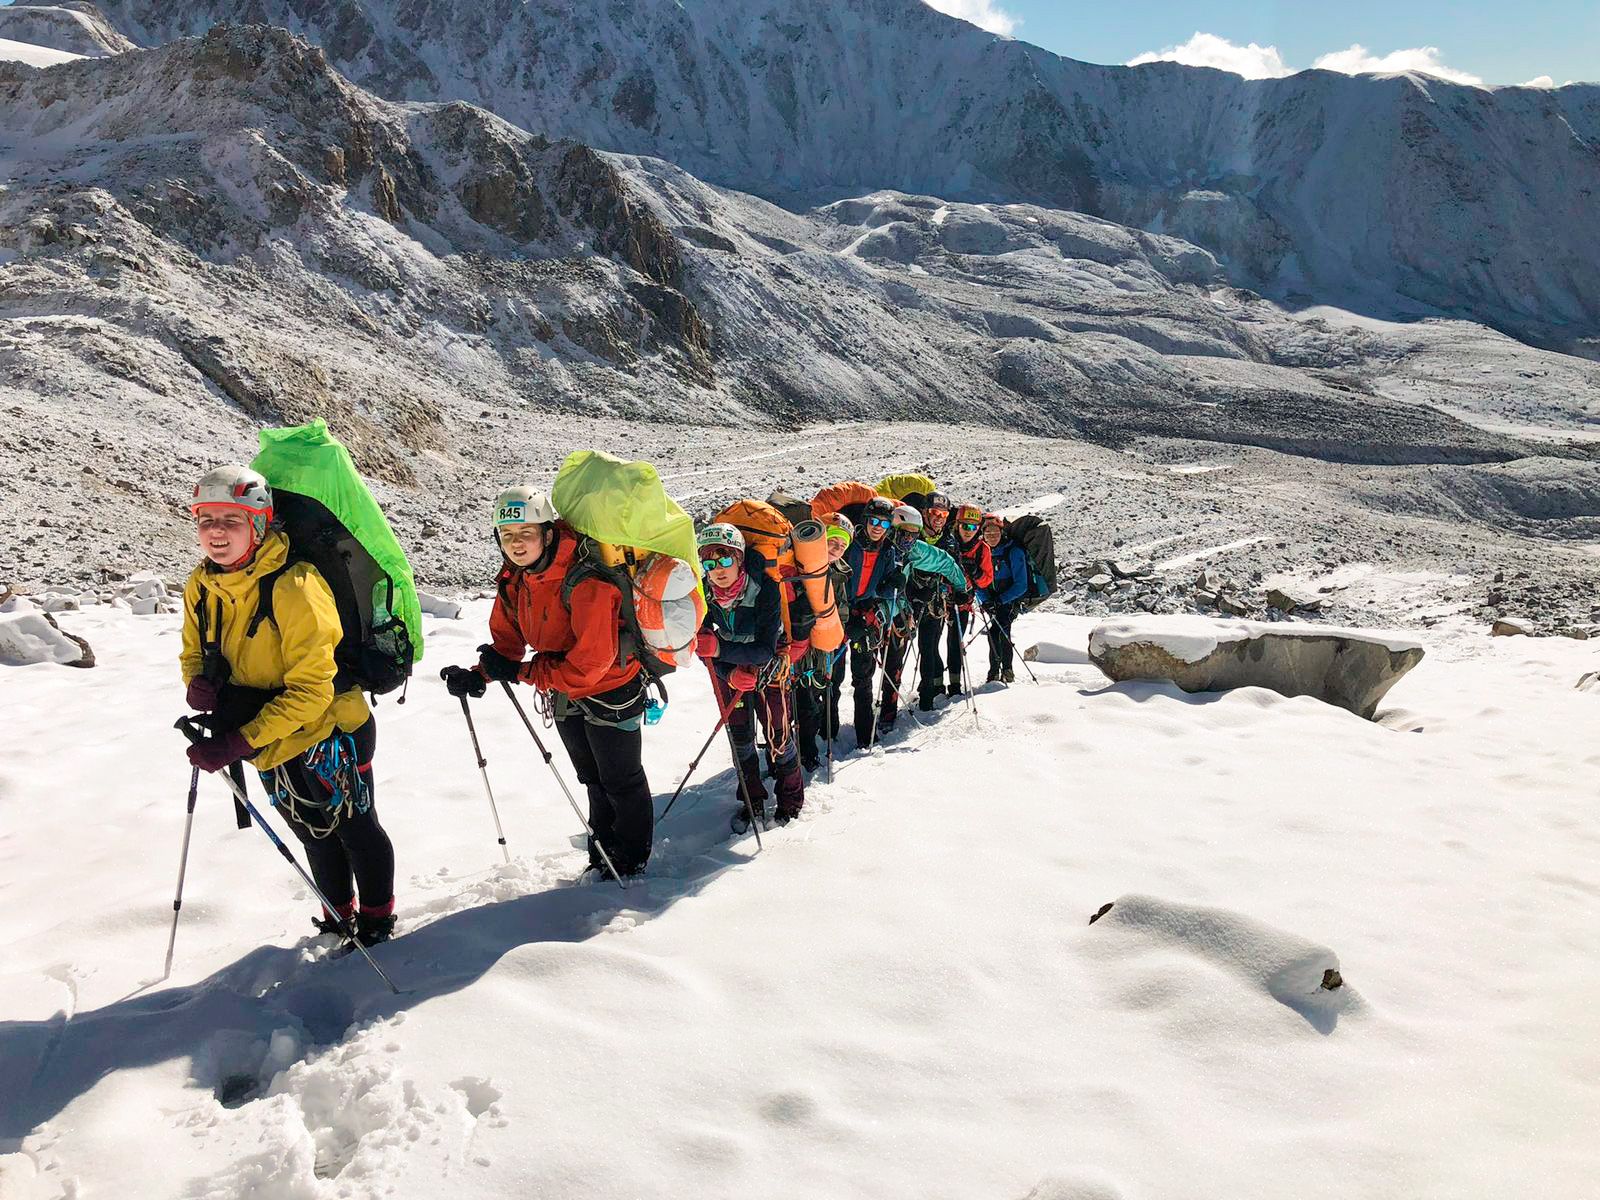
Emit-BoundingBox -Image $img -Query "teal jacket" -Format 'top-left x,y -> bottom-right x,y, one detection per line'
903,540 -> 967,597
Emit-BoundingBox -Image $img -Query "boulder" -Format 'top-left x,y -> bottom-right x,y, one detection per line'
1109,560 -> 1146,579
1267,585 -> 1323,613
1086,573 -> 1113,592
0,609 -> 94,667
1088,616 -> 1424,719
1491,617 -> 1534,637
1217,593 -> 1252,617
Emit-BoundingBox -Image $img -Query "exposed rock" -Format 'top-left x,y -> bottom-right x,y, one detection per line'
1578,672 -> 1600,693
1267,585 -> 1324,613
1109,560 -> 1146,579
1217,593 -> 1252,617
1088,616 -> 1424,719
1491,617 -> 1534,637
1086,573 -> 1113,592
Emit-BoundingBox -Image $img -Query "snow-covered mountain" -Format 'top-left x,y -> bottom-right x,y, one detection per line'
99,0 -> 1600,348
9,23 -> 1600,589
0,2 -> 133,57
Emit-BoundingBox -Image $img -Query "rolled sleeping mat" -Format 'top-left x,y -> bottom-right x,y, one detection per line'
791,519 -> 844,653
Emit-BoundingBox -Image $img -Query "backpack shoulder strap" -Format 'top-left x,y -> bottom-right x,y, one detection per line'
247,557 -> 298,638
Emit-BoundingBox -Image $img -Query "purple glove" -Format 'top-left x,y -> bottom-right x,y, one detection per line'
186,677 -> 220,712
186,730 -> 254,773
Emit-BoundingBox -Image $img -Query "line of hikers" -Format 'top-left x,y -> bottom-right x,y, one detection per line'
176,435 -> 1052,955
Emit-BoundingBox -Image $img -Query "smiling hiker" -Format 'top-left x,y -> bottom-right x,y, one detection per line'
179,422 -> 422,950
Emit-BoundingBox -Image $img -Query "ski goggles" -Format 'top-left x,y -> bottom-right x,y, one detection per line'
699,551 -> 738,569
865,516 -> 893,529
958,521 -> 980,533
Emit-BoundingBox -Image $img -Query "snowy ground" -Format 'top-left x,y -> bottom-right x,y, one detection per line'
3,602 -> 1598,1198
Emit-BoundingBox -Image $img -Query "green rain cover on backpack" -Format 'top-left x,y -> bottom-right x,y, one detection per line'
550,450 -> 700,570
251,421 -> 424,691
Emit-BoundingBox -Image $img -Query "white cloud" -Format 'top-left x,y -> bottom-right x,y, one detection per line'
1521,75 -> 1556,88
921,0 -> 1020,37
1311,44 -> 1484,86
1127,32 -> 1291,79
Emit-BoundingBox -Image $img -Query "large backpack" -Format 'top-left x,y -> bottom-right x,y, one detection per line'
712,498 -> 816,644
548,450 -> 704,683
248,421 -> 422,696
1004,514 -> 1058,608
560,536 -> 703,680
810,480 -> 880,528
766,488 -> 813,529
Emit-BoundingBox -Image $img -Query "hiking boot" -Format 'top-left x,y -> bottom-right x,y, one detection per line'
1001,668 -> 1016,683
946,680 -> 962,698
354,913 -> 396,947
774,805 -> 801,826
986,666 -> 1001,683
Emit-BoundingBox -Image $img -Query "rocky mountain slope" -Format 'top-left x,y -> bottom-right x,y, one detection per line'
0,2 -> 134,57
99,0 -> 1600,350
4,24 -> 1599,608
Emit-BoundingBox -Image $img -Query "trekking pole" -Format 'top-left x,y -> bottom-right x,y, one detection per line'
823,654 -> 835,784
174,719 -> 404,996
954,615 -> 978,716
658,684 -> 742,822
497,682 -> 626,888
988,612 -> 1040,684
707,664 -> 764,847
725,714 -> 765,849
161,766 -> 201,980
447,684 -> 510,865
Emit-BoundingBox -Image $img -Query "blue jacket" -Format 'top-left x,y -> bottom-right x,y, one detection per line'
980,538 -> 1030,607
701,550 -> 782,668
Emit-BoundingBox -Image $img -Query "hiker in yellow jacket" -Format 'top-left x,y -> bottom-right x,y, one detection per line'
180,465 -> 396,947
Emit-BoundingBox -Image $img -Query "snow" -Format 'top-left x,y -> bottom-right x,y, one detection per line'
0,35 -> 82,67
1154,536 -> 1267,571
3,604 -> 1597,1197
1090,615 -> 1426,664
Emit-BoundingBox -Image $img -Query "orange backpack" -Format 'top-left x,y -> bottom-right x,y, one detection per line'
711,499 -> 815,644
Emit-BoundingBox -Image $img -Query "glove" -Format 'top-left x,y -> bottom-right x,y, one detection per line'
186,676 -> 220,712
186,729 -> 254,773
441,665 -> 487,698
696,629 -> 720,660
859,608 -> 880,630
785,640 -> 810,664
477,644 -> 523,682
729,666 -> 759,693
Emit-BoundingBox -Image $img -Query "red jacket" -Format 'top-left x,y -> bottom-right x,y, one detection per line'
955,536 -> 994,592
488,524 -> 641,699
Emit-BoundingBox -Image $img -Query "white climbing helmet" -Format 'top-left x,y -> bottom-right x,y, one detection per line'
697,523 -> 745,554
493,486 -> 556,528
191,464 -> 274,541
891,504 -> 923,532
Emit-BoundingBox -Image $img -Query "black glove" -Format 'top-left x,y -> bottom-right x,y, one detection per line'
477,644 -> 523,682
441,665 -> 487,698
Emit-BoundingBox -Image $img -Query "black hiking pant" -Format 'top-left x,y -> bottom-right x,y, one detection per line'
916,610 -> 946,708
274,718 -> 395,919
878,627 -> 909,729
986,602 -> 1019,674
555,703 -> 653,874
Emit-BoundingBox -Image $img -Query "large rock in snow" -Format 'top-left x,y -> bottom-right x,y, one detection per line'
0,606 -> 94,666
1088,615 -> 1423,719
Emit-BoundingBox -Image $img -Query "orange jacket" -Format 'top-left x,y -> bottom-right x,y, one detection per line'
487,524 -> 641,700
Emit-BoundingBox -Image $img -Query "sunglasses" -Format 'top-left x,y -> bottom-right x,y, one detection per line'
866,516 -> 892,529
700,553 -> 738,570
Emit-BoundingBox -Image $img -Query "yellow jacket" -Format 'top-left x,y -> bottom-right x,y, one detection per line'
180,531 -> 370,770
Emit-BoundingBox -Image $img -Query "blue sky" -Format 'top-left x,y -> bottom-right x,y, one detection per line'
929,0 -> 1598,85
2,0 -> 1592,85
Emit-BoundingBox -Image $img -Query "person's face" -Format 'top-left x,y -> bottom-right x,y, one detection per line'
981,525 -> 1001,548
702,549 -> 742,590
925,506 -> 950,534
826,537 -> 847,563
956,517 -> 981,544
194,506 -> 255,567
497,522 -> 548,567
864,514 -> 890,544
